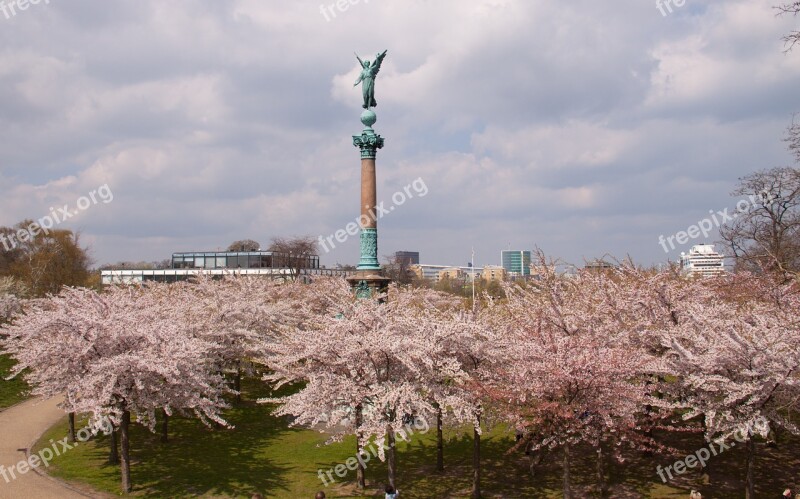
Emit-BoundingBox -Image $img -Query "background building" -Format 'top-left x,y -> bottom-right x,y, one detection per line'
171,251 -> 318,270
481,265 -> 507,282
584,259 -> 619,272
410,264 -> 483,282
680,244 -> 726,277
438,267 -> 465,281
394,251 -> 420,266
501,250 -> 532,277
102,250 -> 348,284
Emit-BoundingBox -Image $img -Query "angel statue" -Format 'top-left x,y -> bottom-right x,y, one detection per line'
354,50 -> 388,110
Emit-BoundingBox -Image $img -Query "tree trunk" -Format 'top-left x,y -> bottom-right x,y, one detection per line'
68,412 -> 76,443
387,425 -> 397,489
355,405 -> 365,490
235,362 -> 242,403
597,443 -> 607,496
700,420 -> 712,484
768,426 -> 780,447
160,410 -> 169,443
436,407 -> 444,472
108,425 -> 119,465
563,443 -> 572,499
745,438 -> 756,499
528,448 -> 543,476
472,414 -> 481,499
120,410 -> 132,493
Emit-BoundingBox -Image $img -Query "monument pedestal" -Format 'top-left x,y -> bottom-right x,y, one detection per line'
347,270 -> 391,300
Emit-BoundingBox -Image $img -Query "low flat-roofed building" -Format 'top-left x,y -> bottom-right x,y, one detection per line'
410,264 -> 483,282
171,251 -> 319,270
101,250 -> 350,284
101,267 -> 350,285
584,259 -> 619,272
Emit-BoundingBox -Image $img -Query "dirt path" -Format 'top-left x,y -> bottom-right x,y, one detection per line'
0,397 -> 90,499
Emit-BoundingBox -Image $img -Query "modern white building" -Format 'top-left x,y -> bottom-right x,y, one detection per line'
100,267 -> 346,285
679,244 -> 726,278
101,250 -> 351,285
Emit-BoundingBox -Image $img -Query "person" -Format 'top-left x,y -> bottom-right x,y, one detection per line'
783,489 -> 793,498
689,491 -> 702,499
315,492 -> 326,499
385,485 -> 399,498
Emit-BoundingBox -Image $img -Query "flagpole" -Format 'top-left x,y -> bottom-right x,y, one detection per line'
471,247 -> 476,313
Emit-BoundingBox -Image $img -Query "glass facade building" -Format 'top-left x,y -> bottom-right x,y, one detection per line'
501,250 -> 532,276
171,251 -> 319,271
101,251 -> 331,285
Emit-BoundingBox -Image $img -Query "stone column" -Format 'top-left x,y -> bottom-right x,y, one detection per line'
348,110 -> 391,298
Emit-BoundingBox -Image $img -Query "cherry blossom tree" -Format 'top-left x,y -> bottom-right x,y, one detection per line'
1,285 -> 231,493
385,291 -> 494,495
435,307 -> 507,499
166,274 -> 305,405
261,278 -> 469,490
654,272 -> 800,498
0,276 -> 23,323
485,261 -> 670,498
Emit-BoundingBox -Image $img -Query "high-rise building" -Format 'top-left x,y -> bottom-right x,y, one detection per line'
394,251 -> 420,266
501,250 -> 532,276
680,244 -> 726,278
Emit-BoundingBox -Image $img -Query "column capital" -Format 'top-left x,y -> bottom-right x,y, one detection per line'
353,128 -> 385,159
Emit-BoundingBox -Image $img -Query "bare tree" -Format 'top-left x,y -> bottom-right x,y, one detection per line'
268,236 -> 318,281
382,254 -> 413,285
786,115 -> 800,163
777,2 -> 800,51
719,166 -> 800,276
1,221 -> 92,297
227,239 -> 261,252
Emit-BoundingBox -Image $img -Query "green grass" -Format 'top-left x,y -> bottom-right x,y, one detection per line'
31,378 -> 800,498
0,352 -> 29,410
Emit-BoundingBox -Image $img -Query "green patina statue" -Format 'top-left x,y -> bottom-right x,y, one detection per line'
354,50 -> 388,110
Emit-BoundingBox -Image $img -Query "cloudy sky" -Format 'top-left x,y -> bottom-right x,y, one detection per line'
1,0 -> 798,269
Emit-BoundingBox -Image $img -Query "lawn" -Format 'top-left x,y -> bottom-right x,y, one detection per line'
0,352 -> 29,410
32,378 -> 800,498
